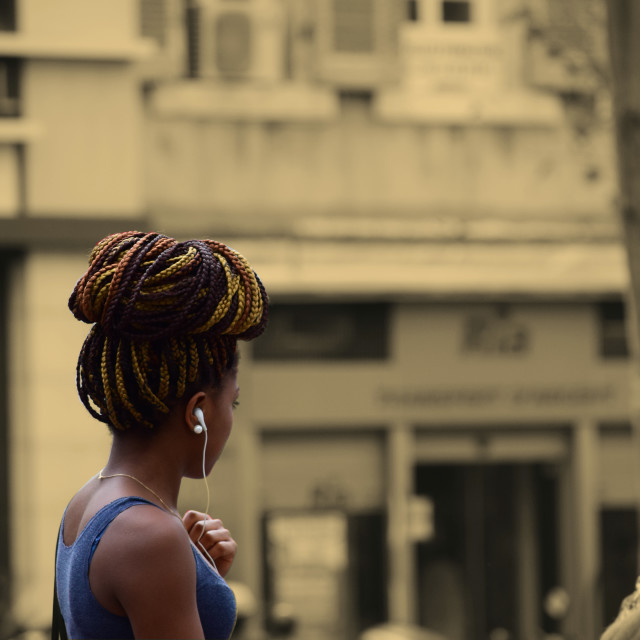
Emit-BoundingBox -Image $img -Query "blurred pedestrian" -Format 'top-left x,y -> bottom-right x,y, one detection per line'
601,578 -> 640,640
53,231 -> 268,639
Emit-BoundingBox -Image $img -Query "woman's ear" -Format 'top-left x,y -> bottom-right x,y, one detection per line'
184,391 -> 207,432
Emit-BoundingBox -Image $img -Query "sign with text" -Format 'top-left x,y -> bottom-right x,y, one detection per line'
400,32 -> 504,91
265,511 -> 349,640
252,303 -> 631,425
378,384 -> 615,410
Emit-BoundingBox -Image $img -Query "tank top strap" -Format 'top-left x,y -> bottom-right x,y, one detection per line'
67,496 -> 161,564
56,496 -> 165,640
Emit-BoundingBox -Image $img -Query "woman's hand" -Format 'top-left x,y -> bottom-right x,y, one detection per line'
182,510 -> 237,578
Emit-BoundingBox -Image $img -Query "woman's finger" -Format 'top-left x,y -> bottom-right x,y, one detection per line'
205,540 -> 237,561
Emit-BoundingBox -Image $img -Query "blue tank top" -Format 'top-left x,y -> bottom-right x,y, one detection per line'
56,496 -> 237,639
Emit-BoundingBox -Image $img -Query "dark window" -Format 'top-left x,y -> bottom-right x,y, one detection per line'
0,58 -> 20,118
415,463 -> 561,637
601,509 -> 638,625
598,301 -> 629,359
253,302 -> 390,361
185,0 -> 200,77
407,0 -> 419,21
442,1 -> 471,23
0,1 -> 16,31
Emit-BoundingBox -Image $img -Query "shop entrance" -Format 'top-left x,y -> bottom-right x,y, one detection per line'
415,462 -> 562,640
260,430 -> 387,640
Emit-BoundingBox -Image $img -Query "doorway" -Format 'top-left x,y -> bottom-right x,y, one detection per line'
415,463 -> 562,640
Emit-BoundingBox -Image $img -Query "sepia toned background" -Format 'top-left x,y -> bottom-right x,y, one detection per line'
0,1 -> 634,639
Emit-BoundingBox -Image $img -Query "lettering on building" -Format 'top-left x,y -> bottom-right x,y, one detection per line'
462,308 -> 530,355
377,384 -> 616,410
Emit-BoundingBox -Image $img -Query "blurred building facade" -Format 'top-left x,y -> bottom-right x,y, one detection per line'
0,1 -> 634,639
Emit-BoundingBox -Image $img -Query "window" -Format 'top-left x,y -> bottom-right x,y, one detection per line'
185,0 -> 200,77
442,1 -> 471,23
407,0 -> 420,21
253,302 -> 390,361
405,0 -> 476,25
597,301 -> 629,359
0,0 -> 16,32
0,58 -> 20,118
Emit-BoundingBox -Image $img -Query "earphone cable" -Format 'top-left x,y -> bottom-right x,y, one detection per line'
196,426 -> 217,570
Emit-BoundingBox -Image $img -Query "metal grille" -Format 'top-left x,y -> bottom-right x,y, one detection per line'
213,11 -> 252,76
140,0 -> 167,46
332,0 -> 375,53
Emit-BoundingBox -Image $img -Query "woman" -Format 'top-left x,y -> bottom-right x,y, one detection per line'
55,231 -> 269,639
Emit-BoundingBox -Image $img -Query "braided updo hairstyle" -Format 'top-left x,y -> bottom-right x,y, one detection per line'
69,231 -> 269,432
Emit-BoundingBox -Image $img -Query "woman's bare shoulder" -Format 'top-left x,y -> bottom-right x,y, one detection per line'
95,503 -> 192,568
91,504 -> 205,638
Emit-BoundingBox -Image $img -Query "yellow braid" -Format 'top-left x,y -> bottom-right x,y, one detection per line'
115,342 -> 147,427
131,342 -> 168,413
145,247 -> 198,283
100,337 -> 123,430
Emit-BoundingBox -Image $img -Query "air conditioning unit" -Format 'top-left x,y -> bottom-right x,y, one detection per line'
195,0 -> 285,82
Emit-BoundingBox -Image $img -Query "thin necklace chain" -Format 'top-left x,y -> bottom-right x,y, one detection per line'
97,469 -> 219,572
98,469 -> 182,521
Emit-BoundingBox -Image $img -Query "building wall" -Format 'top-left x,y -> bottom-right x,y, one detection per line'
8,251 -> 108,626
251,302 -> 630,426
146,113 -> 616,235
23,60 -> 143,216
244,301 -> 634,638
146,0 -> 616,240
0,0 -> 149,630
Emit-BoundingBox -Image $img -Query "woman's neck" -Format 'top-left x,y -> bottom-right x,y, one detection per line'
102,431 -> 184,510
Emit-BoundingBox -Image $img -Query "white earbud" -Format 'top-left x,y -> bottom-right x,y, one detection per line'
193,407 -> 207,435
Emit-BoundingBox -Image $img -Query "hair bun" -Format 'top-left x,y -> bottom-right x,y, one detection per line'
69,231 -> 268,342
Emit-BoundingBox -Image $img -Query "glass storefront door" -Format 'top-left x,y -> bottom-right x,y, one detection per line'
415,462 -> 562,640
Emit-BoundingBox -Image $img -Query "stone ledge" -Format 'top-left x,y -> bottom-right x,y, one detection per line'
230,237 -> 627,299
0,119 -> 42,143
374,89 -> 564,127
0,34 -> 155,61
150,81 -> 340,122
